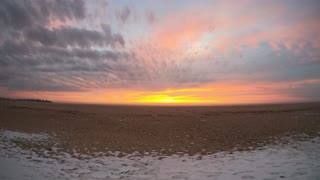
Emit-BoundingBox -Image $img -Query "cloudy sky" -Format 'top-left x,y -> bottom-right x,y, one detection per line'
0,0 -> 319,105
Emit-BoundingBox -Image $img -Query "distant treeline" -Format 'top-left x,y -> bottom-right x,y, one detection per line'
0,97 -> 52,103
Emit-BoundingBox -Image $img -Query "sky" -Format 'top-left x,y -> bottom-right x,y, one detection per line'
0,0 -> 319,105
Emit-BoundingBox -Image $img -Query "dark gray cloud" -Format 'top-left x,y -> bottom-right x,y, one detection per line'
0,34 -> 212,92
0,0 -> 124,48
24,25 -> 125,48
0,39 -> 134,91
0,0 -> 209,93
0,0 -> 85,29
0,0 -> 130,92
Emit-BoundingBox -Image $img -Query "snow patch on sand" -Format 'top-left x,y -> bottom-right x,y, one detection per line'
1,129 -> 320,180
1,130 -> 50,141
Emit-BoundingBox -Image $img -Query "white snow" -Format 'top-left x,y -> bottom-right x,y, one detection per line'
1,129 -> 320,180
1,130 -> 50,141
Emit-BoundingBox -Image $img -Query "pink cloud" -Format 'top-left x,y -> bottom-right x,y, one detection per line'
144,0 -> 320,62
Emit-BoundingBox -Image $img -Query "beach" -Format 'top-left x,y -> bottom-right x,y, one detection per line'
1,102 -> 320,179
1,102 -> 320,155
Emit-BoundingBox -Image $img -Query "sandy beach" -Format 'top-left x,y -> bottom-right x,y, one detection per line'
1,102 -> 320,155
1,102 -> 320,179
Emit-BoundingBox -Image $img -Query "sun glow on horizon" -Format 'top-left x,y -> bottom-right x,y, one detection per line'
130,88 -> 216,104
133,94 -> 214,104
6,80 -> 316,105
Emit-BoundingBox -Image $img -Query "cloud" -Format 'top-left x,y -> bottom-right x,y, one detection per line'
0,39 -> 133,91
117,6 -> 131,24
24,25 -> 125,48
288,81 -> 320,101
145,11 -> 156,24
0,0 -> 319,104
0,0 -> 85,29
150,12 -> 214,50
146,0 -> 320,58
0,0 -> 128,92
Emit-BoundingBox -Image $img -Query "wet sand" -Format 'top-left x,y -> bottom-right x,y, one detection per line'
0,101 -> 320,155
